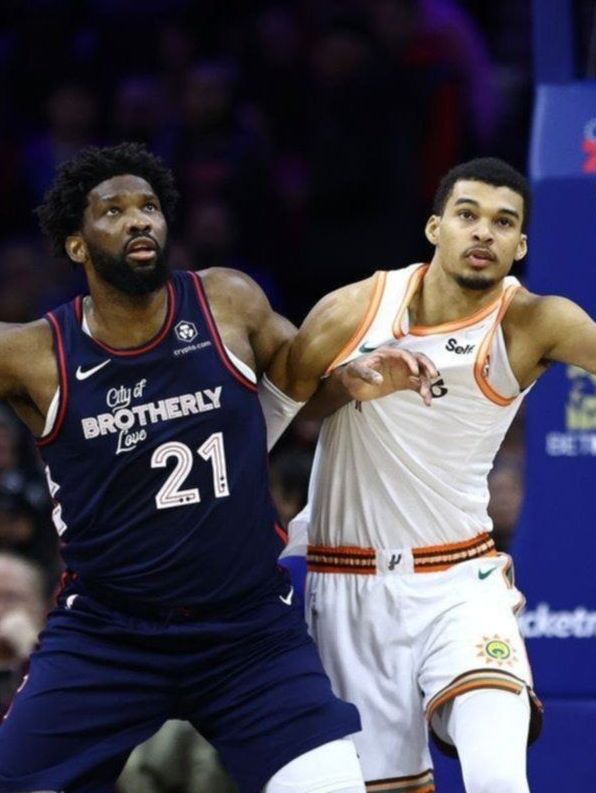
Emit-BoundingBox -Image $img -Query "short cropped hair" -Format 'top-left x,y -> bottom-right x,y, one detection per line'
432,157 -> 531,232
36,142 -> 179,256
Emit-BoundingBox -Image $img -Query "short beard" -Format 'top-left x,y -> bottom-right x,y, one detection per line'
87,240 -> 170,296
455,273 -> 498,291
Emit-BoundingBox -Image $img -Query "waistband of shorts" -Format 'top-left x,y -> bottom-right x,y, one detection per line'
307,532 -> 496,575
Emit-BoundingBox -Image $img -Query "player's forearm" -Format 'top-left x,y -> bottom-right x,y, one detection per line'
298,368 -> 353,421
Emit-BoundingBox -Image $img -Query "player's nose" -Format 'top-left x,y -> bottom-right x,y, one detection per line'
472,219 -> 493,242
125,210 -> 152,235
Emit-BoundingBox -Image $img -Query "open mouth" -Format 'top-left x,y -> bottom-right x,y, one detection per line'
466,248 -> 495,268
125,238 -> 157,263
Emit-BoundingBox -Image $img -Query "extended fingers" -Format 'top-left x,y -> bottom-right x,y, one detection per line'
413,352 -> 439,380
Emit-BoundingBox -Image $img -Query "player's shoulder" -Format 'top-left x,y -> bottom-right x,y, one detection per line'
0,319 -> 54,385
0,318 -> 53,349
306,273 -> 381,328
507,288 -> 584,327
196,267 -> 276,339
292,274 -> 382,371
197,266 -> 263,296
197,267 -> 269,312
504,289 -> 594,355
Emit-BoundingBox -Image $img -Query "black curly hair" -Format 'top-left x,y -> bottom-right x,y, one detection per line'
36,142 -> 179,257
433,157 -> 530,232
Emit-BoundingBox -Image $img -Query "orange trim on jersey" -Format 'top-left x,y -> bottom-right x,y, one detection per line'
307,544 -> 376,574
308,544 -> 376,558
325,271 -> 387,374
392,264 -> 428,339
427,673 -> 525,724
409,291 -> 505,336
367,769 -> 434,792
366,782 -> 436,793
512,594 -> 526,615
414,554 -> 497,574
411,531 -> 492,557
412,532 -> 496,572
473,285 -> 521,406
500,553 -> 515,589
308,535 -> 495,574
393,264 -> 518,339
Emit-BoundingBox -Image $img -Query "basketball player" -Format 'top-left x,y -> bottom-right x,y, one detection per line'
0,142 -> 438,793
274,158 -> 596,793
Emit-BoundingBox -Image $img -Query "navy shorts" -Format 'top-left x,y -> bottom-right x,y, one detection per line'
0,583 -> 360,793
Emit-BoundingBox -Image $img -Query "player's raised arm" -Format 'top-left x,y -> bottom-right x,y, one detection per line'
534,295 -> 596,373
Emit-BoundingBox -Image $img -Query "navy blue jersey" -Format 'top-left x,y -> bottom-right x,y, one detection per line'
38,271 -> 285,608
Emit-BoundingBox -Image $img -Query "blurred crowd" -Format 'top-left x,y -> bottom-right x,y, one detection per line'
0,1 -> 533,790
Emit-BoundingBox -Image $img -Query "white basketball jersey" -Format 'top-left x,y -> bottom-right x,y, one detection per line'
308,263 -> 529,549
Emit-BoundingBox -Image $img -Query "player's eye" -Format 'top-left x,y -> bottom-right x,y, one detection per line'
458,210 -> 475,220
496,217 -> 513,227
144,202 -> 158,212
106,207 -> 120,216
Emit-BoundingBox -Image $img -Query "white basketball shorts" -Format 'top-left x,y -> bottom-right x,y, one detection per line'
305,550 -> 542,790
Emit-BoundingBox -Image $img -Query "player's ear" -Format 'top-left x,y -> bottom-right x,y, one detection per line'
425,215 -> 440,246
65,234 -> 88,265
514,233 -> 528,261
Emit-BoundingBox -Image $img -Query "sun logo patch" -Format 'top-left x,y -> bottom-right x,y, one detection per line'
476,634 -> 518,667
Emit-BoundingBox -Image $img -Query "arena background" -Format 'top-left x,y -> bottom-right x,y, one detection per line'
0,1 -> 594,790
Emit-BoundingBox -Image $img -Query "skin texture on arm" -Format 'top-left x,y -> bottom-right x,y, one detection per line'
198,267 -> 297,378
271,275 -> 437,414
503,290 -> 596,388
0,321 -> 58,437
271,276 -> 379,402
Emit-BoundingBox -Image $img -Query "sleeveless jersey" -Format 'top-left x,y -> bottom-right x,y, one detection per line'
307,262 -> 529,550
37,270 -> 284,608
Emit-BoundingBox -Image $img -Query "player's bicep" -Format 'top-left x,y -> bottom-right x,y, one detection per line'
0,324 -> 29,398
282,278 -> 377,402
253,309 -> 297,382
542,298 -> 596,373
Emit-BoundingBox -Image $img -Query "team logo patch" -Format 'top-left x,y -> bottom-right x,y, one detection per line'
476,634 -> 518,667
175,320 -> 198,343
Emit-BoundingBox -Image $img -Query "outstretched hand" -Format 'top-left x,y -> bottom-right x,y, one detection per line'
339,344 -> 438,406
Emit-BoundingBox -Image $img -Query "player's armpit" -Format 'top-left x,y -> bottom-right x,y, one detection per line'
535,296 -> 596,374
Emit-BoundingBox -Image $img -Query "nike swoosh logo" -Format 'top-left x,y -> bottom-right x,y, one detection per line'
279,586 -> 294,606
75,360 -> 111,380
478,567 -> 498,580
358,342 -> 378,353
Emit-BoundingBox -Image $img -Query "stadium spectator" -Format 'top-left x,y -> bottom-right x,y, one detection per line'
0,553 -> 47,717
